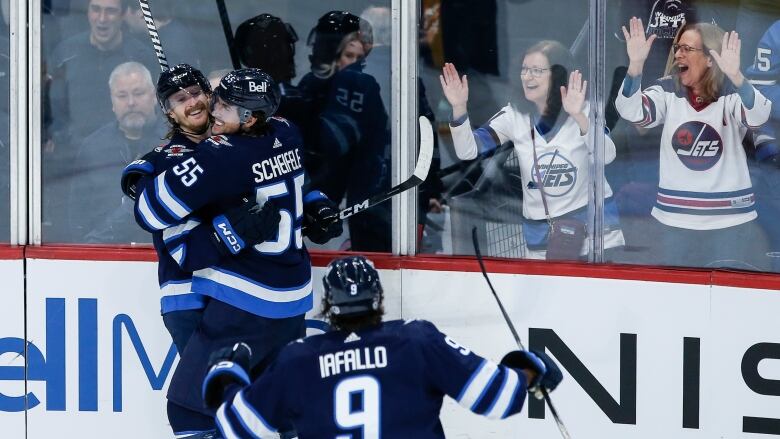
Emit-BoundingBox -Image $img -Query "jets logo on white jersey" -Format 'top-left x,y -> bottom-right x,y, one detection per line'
672,121 -> 723,170
529,150 -> 578,197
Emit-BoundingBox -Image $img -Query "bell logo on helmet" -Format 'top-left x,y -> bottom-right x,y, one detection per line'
248,81 -> 268,93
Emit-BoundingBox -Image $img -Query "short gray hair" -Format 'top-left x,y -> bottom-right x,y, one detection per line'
108,61 -> 154,90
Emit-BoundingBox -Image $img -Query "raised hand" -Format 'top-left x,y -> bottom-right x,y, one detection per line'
709,30 -> 744,86
622,17 -> 656,76
561,70 -> 587,117
439,62 -> 469,118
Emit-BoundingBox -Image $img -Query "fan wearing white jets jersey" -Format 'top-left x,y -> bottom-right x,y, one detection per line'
616,18 -> 773,269
441,40 -> 625,260
202,256 -> 563,438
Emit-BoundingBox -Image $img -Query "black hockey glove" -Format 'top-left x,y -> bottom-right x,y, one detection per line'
202,342 -> 252,409
120,157 -> 155,200
303,191 -> 343,244
211,199 -> 281,256
501,350 -> 563,397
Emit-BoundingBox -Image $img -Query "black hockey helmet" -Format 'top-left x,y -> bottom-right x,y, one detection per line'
323,256 -> 383,317
211,68 -> 281,123
235,13 -> 298,83
156,63 -> 211,111
307,11 -> 373,69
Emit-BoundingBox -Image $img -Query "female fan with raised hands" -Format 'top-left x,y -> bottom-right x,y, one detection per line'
441,40 -> 625,260
615,17 -> 773,270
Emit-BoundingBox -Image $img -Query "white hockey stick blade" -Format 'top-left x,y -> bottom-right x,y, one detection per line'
413,115 -> 434,180
339,116 -> 435,219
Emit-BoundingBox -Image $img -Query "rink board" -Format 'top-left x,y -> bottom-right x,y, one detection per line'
0,257 -> 778,438
0,257 -> 25,439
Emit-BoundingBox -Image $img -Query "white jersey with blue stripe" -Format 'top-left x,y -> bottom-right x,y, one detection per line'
132,118 -> 313,318
615,76 -> 772,230
214,319 -> 529,438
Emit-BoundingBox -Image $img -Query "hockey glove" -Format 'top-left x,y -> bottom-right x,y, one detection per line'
120,158 -> 155,200
501,350 -> 563,396
303,191 -> 343,244
211,198 -> 281,256
203,342 -> 252,409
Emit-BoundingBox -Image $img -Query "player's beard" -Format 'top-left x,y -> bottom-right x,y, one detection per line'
179,101 -> 210,134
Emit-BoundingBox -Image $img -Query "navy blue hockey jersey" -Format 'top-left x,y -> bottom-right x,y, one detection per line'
748,20 -> 780,161
214,319 -> 528,438
127,133 -> 208,314
133,117 -> 312,318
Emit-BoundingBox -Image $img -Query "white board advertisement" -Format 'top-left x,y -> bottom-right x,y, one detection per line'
0,257 -> 25,439
11,257 -> 780,438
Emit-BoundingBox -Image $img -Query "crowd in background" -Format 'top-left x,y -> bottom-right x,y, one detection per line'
1,0 -> 780,273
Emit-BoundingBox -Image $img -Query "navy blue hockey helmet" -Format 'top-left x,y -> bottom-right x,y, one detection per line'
323,256 -> 383,317
307,11 -> 373,68
211,68 -> 281,123
235,13 -> 299,82
156,63 -> 211,111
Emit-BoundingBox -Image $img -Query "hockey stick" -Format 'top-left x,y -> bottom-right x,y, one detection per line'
471,227 -> 572,439
338,116 -> 434,220
215,0 -> 241,69
138,0 -> 169,72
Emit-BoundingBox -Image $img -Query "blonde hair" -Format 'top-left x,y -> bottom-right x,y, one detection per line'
664,22 -> 725,103
313,31 -> 366,79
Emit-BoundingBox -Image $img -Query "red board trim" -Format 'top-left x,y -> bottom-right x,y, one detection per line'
20,245 -> 780,290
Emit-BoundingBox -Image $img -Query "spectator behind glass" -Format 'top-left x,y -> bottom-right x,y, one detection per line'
67,61 -> 165,243
299,11 -> 392,252
48,0 -> 155,147
441,40 -> 625,260
124,0 -> 201,68
746,19 -> 780,271
615,19 -> 773,270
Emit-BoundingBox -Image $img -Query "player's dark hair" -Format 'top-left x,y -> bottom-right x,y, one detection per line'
512,40 -> 573,123
241,111 -> 272,137
321,298 -> 384,333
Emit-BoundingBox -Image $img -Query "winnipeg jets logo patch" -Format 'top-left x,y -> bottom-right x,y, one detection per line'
273,138 -> 283,148
344,332 -> 361,343
672,121 -> 723,170
207,135 -> 233,148
163,144 -> 193,157
528,149 -> 577,197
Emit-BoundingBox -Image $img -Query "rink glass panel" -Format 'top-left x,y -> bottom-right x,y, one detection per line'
0,11 -> 7,243
416,0 -> 595,260
603,0 -> 780,272
40,0 -> 393,252
418,0 -> 780,274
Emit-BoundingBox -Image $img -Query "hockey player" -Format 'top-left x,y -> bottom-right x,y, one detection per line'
202,255 -> 564,438
616,18 -> 772,269
126,68 -> 341,435
299,11 -> 391,252
120,63 -> 218,353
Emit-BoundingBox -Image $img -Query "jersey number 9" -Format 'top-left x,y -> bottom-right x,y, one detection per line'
334,375 -> 380,439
